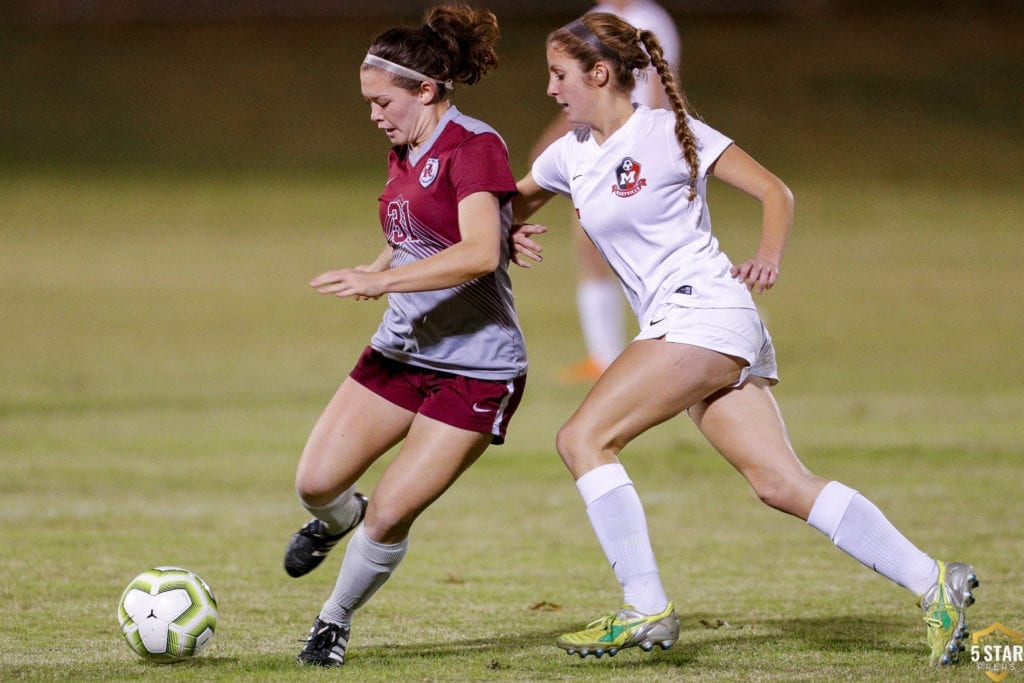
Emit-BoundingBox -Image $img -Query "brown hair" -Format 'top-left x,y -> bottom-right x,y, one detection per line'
549,13 -> 699,199
365,3 -> 500,96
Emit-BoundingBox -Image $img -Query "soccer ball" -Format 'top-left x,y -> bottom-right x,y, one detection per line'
117,566 -> 218,663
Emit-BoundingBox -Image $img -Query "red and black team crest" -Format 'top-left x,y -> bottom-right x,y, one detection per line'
611,156 -> 646,197
419,158 -> 439,188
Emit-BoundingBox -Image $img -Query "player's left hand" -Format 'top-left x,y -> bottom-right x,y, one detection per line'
311,267 -> 385,300
730,259 -> 779,293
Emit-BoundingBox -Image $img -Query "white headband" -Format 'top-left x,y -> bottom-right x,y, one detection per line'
362,54 -> 454,90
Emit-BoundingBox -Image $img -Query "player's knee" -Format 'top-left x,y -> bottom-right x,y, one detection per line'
555,420 -> 584,465
743,456 -> 829,519
556,419 -> 617,476
295,484 -> 327,507
294,472 -> 338,507
747,470 -> 802,515
361,504 -> 411,544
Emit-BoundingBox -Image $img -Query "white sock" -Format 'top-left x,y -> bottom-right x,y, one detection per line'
577,279 -> 625,368
807,481 -> 938,596
300,486 -> 361,535
577,463 -> 669,614
320,526 -> 408,625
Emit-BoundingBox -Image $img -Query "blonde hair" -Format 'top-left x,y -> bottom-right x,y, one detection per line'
549,13 -> 699,199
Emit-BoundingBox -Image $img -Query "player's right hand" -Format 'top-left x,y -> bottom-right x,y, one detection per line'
510,223 -> 548,269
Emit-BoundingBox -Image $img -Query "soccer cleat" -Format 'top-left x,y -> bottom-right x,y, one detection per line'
919,561 -> 979,666
556,602 -> 679,658
284,493 -> 368,578
297,617 -> 350,667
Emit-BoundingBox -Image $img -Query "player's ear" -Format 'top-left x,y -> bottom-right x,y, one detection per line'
592,61 -> 610,87
418,80 -> 439,104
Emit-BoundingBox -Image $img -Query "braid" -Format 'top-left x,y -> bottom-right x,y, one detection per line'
640,29 -> 699,201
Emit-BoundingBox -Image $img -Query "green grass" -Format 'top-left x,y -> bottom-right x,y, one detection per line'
2,168 -> 1021,682
2,10 -> 1023,682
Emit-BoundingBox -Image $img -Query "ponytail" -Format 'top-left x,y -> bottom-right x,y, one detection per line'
364,3 -> 500,97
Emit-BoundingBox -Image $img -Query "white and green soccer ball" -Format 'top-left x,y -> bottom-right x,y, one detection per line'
117,566 -> 218,663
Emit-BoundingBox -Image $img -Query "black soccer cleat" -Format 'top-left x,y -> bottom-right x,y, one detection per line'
297,617 -> 350,667
284,492 -> 368,578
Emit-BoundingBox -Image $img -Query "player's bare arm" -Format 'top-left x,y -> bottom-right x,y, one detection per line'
509,174 -> 555,268
312,191 -> 502,299
711,144 -> 794,293
361,245 -> 394,273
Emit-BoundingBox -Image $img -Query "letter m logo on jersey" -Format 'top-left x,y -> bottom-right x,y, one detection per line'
385,197 -> 419,245
611,156 -> 647,198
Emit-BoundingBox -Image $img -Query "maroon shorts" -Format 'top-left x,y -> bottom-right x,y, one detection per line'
348,347 -> 527,445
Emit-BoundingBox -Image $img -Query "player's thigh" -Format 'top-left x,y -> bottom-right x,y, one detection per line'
295,377 -> 414,499
364,415 -> 492,543
561,339 -> 743,459
688,377 -> 799,474
689,377 -> 825,518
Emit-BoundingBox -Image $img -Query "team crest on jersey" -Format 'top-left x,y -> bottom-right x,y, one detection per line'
419,158 -> 440,188
611,156 -> 647,198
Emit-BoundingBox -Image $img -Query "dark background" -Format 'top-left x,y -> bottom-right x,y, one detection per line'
1,2 -> 1021,182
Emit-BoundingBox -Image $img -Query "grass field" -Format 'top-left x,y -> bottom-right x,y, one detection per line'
2,10 -> 1023,682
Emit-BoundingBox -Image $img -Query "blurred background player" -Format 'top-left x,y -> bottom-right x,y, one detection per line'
530,0 -> 681,382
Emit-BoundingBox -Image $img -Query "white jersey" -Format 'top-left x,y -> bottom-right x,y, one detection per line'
531,106 -> 758,330
592,0 -> 681,107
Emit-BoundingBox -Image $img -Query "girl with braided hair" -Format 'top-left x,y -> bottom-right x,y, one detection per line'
530,1 -> 681,384
512,12 -> 976,665
284,4 -> 528,667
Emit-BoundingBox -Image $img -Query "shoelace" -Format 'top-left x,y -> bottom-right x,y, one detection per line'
583,613 -> 618,632
922,595 -> 959,628
301,522 -> 343,545
301,624 -> 341,649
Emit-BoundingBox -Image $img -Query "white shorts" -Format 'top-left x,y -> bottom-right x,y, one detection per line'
634,305 -> 779,386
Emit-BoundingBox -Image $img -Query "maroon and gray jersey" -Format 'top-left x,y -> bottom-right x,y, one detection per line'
369,106 -> 527,380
